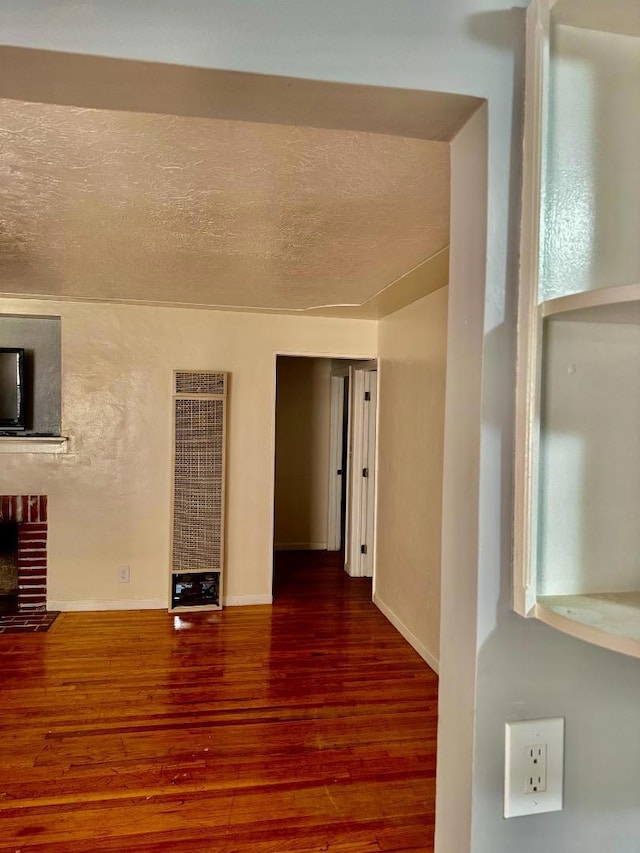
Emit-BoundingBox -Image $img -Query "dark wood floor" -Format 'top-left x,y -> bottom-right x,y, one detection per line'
0,551 -> 438,852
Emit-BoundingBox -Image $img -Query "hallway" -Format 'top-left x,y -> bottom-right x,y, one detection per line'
0,551 -> 437,851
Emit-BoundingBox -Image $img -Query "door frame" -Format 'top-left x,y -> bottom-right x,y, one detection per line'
269,351 -> 376,596
326,373 -> 346,551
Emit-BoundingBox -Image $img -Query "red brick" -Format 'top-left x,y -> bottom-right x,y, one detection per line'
18,542 -> 47,552
39,496 -> 48,522
18,582 -> 47,592
20,521 -> 47,533
18,532 -> 47,544
18,546 -> 47,557
21,495 -> 29,522
1,496 -> 11,521
18,572 -> 47,589
19,552 -> 47,563
18,570 -> 47,581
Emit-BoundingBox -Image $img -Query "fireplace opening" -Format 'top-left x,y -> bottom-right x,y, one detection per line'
0,496 -> 49,613
0,523 -> 19,615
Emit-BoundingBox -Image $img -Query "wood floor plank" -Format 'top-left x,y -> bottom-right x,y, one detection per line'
0,551 -> 437,852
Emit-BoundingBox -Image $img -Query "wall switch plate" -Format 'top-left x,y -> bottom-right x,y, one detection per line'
117,564 -> 130,583
504,717 -> 564,818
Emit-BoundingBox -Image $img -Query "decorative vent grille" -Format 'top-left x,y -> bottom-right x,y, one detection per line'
175,371 -> 226,396
170,371 -> 227,610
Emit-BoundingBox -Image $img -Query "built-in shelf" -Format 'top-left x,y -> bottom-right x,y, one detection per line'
0,436 -> 69,454
514,0 -> 640,658
537,593 -> 640,657
542,284 -> 640,323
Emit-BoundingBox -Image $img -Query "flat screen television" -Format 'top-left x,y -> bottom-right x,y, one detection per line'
0,348 -> 25,432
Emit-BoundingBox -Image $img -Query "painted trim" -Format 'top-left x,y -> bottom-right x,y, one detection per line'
273,542 -> 327,551
373,593 -> 439,674
49,598 -> 166,611
223,594 -> 273,606
513,0 -> 550,617
0,436 -> 68,454
435,103 -> 487,853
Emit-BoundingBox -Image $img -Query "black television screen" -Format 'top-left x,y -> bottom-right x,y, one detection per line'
0,348 -> 25,430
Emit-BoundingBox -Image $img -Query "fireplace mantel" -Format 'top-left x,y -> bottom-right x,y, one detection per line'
0,437 -> 68,454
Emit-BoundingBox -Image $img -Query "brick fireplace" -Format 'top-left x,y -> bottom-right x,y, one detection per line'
0,496 -> 48,612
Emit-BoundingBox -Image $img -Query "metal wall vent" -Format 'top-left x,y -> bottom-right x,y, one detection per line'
175,371 -> 227,396
169,371 -> 227,612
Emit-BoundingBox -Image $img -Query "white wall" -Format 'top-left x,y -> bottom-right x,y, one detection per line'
539,320 -> 640,596
0,298 -> 375,609
6,3 -> 640,852
436,105 -> 487,851
541,25 -> 640,299
375,287 -> 447,673
274,356 -> 332,550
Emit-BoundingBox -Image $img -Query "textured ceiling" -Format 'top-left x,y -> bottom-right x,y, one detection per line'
0,97 -> 450,313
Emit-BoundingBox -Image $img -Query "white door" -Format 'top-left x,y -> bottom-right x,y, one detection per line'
345,368 -> 377,578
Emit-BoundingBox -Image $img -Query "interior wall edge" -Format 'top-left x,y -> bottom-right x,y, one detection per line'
373,591 -> 440,674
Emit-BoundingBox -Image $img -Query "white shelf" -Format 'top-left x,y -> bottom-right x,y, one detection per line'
541,284 -> 640,323
0,436 -> 69,454
537,593 -> 640,658
513,1 -> 640,657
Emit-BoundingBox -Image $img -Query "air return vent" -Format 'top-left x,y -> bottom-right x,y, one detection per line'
175,371 -> 226,396
169,371 -> 227,612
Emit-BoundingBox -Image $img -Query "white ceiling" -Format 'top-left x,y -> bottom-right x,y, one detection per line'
0,51 -> 482,317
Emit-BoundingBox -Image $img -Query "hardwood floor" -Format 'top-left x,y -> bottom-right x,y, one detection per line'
0,551 -> 438,852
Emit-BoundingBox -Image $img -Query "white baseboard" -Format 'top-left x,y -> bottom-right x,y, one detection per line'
49,598 -> 167,612
223,594 -> 273,606
373,592 -> 439,674
274,542 -> 327,551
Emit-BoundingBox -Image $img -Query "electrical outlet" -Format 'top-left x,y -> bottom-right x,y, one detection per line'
504,718 -> 564,818
117,564 -> 130,583
524,743 -> 547,793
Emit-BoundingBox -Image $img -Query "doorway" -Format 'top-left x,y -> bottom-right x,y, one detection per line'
272,355 -> 377,592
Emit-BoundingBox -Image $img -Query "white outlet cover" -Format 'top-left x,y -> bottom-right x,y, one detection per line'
504,717 -> 564,818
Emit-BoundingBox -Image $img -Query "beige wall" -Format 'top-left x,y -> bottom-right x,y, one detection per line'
274,356 -> 332,549
0,298 -> 376,608
374,286 -> 448,672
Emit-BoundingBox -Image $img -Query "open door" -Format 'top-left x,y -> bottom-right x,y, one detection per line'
345,366 -> 377,578
327,374 -> 346,551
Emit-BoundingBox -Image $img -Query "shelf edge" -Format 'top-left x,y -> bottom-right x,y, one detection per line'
0,436 -> 69,454
541,283 -> 640,318
535,601 -> 640,659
